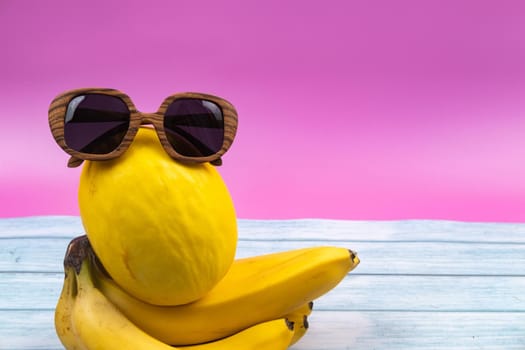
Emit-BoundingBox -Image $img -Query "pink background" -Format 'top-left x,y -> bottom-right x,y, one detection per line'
1,0 -> 524,221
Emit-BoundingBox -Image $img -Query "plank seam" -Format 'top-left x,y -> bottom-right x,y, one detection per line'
2,308 -> 525,313
2,271 -> 525,277
2,236 -> 525,245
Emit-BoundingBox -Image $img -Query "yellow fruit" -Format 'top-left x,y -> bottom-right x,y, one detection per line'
78,127 -> 237,306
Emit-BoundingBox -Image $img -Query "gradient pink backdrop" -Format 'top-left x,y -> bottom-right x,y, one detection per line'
1,0 -> 524,221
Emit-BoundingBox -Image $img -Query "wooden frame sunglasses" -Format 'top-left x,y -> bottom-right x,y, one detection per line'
48,88 -> 238,168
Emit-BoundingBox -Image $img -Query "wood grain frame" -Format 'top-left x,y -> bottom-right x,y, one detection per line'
48,88 -> 238,167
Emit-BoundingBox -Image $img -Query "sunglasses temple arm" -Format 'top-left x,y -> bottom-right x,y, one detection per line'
67,156 -> 84,168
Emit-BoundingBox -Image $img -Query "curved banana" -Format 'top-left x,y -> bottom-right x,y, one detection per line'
285,302 -> 313,346
182,319 -> 294,350
55,251 -> 86,350
71,254 -> 293,350
93,244 -> 359,345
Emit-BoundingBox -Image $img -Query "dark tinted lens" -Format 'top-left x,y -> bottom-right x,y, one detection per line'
64,94 -> 130,154
164,99 -> 224,157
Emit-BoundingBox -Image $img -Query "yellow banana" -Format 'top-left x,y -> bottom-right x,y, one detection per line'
71,251 -> 294,350
181,319 -> 294,350
55,240 -> 87,350
93,243 -> 359,345
285,302 -> 313,346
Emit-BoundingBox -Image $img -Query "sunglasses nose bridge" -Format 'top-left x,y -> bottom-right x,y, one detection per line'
139,112 -> 162,126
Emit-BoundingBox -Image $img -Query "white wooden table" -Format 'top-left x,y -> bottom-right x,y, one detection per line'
1,216 -> 524,349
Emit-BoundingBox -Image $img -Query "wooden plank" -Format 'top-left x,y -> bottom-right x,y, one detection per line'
0,310 -> 57,350
0,216 -> 84,238
1,310 -> 524,350
239,219 -> 525,243
235,240 -> 525,276
296,310 -> 525,350
317,275 -> 525,312
2,216 -> 525,243
2,238 -> 524,276
1,273 -> 524,312
0,238 -> 69,272
0,272 -> 62,310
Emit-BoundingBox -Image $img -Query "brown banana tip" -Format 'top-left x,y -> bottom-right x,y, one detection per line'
285,319 -> 295,331
308,301 -> 314,311
348,249 -> 359,264
63,235 -> 105,277
303,315 -> 309,329
63,235 -> 92,274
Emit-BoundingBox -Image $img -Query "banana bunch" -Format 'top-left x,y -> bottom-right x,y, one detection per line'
55,235 -> 359,349
55,236 -> 295,350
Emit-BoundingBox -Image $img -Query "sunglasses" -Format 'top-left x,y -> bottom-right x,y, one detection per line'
48,88 -> 238,168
